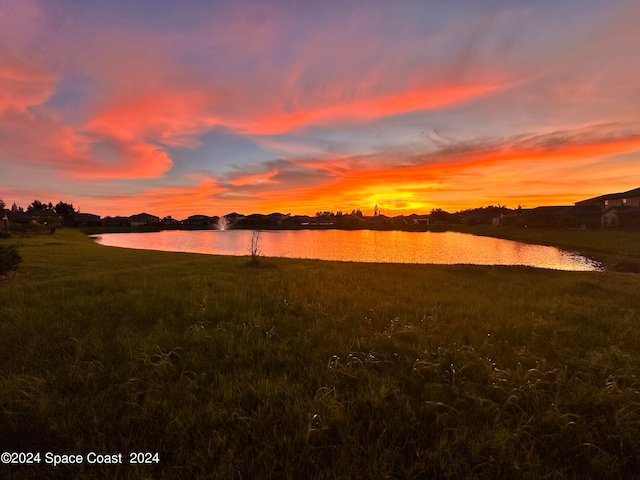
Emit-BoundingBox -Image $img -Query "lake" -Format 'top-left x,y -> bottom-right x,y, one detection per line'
90,229 -> 601,271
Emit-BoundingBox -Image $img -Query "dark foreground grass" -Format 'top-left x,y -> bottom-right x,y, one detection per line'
1,229 -> 640,479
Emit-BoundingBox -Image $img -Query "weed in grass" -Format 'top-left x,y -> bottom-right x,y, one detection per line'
249,229 -> 262,266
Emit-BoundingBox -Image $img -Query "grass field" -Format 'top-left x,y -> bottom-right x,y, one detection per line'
1,228 -> 640,478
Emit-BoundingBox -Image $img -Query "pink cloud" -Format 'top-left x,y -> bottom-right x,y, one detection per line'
0,57 -> 173,180
0,57 -> 54,115
228,169 -> 279,187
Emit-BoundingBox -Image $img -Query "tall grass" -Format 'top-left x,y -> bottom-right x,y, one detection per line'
0,243 -> 20,275
1,229 -> 640,478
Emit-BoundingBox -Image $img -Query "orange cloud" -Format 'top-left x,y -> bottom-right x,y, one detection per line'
0,56 -> 174,181
0,57 -> 54,115
233,124 -> 640,214
86,89 -> 225,146
228,169 -> 279,187
232,79 -> 509,135
69,177 -> 228,218
78,142 -> 173,180
0,110 -> 172,181
140,178 -> 227,214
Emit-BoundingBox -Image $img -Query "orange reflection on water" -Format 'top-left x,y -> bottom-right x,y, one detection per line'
92,230 -> 601,271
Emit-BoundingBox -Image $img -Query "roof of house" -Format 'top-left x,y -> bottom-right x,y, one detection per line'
576,187 -> 640,205
70,213 -> 101,219
129,212 -> 159,220
523,205 -> 600,216
572,205 -> 602,215
463,210 -> 503,219
523,206 -> 573,216
187,214 -> 217,220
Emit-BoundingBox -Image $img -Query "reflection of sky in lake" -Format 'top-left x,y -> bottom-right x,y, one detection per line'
92,230 -> 601,271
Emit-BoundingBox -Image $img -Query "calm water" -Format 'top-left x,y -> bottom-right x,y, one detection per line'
91,229 -> 601,271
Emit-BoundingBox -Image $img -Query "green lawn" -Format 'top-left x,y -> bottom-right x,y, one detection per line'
1,229 -> 640,479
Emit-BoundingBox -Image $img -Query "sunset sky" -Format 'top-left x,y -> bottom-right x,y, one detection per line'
1,0 -> 640,218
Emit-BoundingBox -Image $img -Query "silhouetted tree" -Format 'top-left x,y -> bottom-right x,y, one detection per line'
430,208 -> 452,223
54,201 -> 76,215
0,199 -> 5,211
27,200 -> 46,212
458,205 -> 512,216
11,203 -> 22,212
316,211 -> 335,217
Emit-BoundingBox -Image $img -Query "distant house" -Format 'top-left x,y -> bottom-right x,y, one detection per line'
521,205 -> 600,229
617,206 -> 640,229
63,213 -> 102,227
602,206 -> 640,229
499,212 -> 523,227
462,210 -> 499,226
233,212 -> 290,227
576,187 -> 640,211
572,205 -> 606,228
102,216 -> 131,227
287,215 -> 312,226
337,214 -> 366,227
223,212 -> 245,225
267,212 -> 289,225
185,215 -> 217,226
406,214 -> 430,225
366,214 -> 392,227
161,216 -> 181,226
239,214 -> 273,227
6,211 -> 29,225
307,214 -> 336,227
521,206 -> 565,227
602,207 -> 622,229
574,187 -> 640,229
26,210 -> 63,226
128,213 -> 160,226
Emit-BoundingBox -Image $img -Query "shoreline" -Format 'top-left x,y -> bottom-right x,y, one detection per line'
81,224 -> 640,273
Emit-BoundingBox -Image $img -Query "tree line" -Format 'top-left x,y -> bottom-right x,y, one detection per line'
0,199 -> 77,215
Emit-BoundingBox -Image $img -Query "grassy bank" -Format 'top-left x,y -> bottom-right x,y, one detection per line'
450,225 -> 640,271
1,229 -> 640,479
